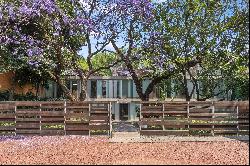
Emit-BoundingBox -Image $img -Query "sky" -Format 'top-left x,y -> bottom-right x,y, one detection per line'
78,0 -> 167,58
78,36 -> 124,58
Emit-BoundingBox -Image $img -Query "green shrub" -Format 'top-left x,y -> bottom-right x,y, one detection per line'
0,90 -> 10,101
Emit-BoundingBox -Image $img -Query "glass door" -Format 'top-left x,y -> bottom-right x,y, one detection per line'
119,104 -> 129,121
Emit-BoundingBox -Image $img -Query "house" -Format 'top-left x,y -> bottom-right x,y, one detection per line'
1,67 -> 229,121
44,75 -> 158,121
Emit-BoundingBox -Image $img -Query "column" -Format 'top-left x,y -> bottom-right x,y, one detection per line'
114,103 -> 120,121
113,80 -> 117,98
128,80 -> 131,98
86,80 -> 91,99
120,80 -> 122,98
106,80 -> 109,98
97,80 -> 102,98
129,103 -> 135,121
108,80 -> 113,98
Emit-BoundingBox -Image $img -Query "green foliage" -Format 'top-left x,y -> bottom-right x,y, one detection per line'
14,66 -> 50,90
78,52 -> 120,76
0,90 -> 65,101
154,0 -> 249,101
0,90 -> 10,101
0,91 -> 37,101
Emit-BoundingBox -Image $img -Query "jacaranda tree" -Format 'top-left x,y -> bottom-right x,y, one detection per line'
110,0 -> 249,101
0,0 -> 121,100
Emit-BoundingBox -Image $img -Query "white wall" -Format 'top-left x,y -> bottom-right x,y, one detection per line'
97,80 -> 102,98
114,103 -> 120,121
108,80 -> 113,98
86,80 -> 91,99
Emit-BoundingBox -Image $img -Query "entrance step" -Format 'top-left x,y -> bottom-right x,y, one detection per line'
112,132 -> 140,138
112,122 -> 139,132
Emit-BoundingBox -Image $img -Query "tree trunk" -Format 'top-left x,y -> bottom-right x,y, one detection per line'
79,76 -> 88,101
182,70 -> 191,101
55,75 -> 76,101
35,83 -> 39,98
8,77 -> 15,101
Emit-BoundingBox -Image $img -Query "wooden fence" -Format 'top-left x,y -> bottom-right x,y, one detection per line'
0,101 -> 111,136
140,101 -> 249,136
0,101 -> 249,137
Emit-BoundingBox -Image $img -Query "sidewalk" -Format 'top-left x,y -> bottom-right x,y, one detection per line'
110,132 -> 249,143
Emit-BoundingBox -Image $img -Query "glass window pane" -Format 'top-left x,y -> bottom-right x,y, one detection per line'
72,80 -> 78,98
122,80 -> 128,98
102,80 -> 106,98
117,81 -> 120,98
91,80 -> 97,98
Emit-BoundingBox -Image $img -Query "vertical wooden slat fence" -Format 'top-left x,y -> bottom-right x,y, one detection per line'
140,101 -> 249,137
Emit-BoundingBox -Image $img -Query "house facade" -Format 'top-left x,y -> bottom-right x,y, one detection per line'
44,75 -> 228,122
1,70 -> 229,121
44,76 -> 158,121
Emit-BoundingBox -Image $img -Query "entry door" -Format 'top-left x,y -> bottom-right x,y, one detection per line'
120,104 -> 129,121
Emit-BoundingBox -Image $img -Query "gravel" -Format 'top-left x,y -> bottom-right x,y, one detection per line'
0,136 -> 249,165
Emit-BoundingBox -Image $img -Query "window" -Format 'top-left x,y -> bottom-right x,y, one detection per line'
72,80 -> 78,98
66,80 -> 70,90
130,80 -> 133,98
90,80 -> 97,98
102,80 -> 106,98
117,81 -> 120,98
122,80 -> 128,98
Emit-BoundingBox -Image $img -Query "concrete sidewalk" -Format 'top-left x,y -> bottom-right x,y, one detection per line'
109,132 -> 249,143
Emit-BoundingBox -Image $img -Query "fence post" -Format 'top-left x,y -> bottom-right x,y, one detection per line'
14,105 -> 17,136
109,102 -> 112,138
187,102 -> 189,136
212,102 -> 215,136
89,103 -> 91,137
64,101 -> 66,136
39,103 -> 42,135
236,102 -> 239,136
139,103 -> 142,137
162,103 -> 165,131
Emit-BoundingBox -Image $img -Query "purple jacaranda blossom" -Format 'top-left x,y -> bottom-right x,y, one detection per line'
28,60 -> 40,67
69,30 -> 74,35
1,0 -> 106,74
19,3 -> 32,16
0,12 -> 3,21
27,38 -> 35,46
7,5 -> 15,20
20,35 -> 27,41
13,41 -> 20,44
33,47 -> 43,55
63,15 -> 69,24
53,32 -> 59,36
75,17 -> 89,25
27,49 -> 33,57
53,20 -> 61,31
